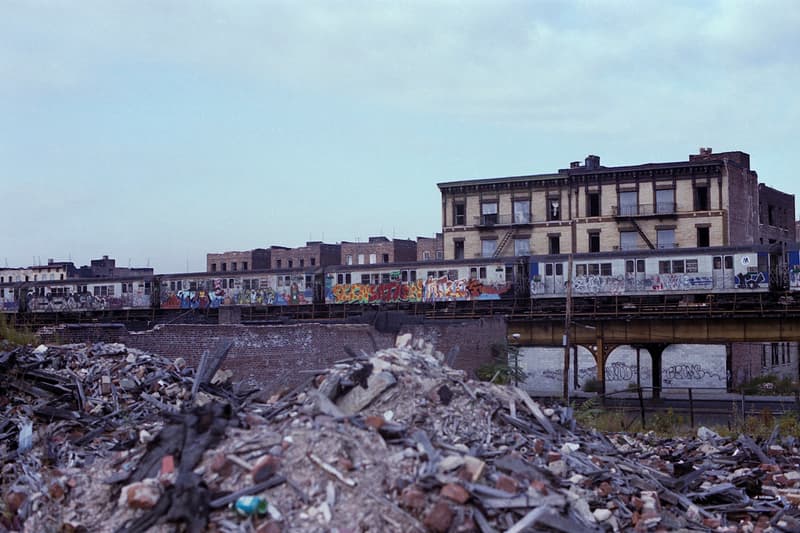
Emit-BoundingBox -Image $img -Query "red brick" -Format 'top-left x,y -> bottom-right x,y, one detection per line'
400,485 -> 426,510
424,501 -> 454,533
440,483 -> 470,504
495,474 -> 518,494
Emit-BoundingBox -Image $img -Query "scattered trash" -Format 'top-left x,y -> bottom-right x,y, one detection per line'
1,337 -> 799,532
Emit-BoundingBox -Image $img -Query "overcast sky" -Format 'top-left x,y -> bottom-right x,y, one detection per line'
2,1 -> 798,273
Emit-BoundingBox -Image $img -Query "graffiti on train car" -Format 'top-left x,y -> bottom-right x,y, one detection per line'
160,278 -> 312,309
791,265 -> 800,290
423,276 -> 510,302
25,291 -> 151,311
329,280 -> 424,304
531,272 -> 716,296
734,271 -> 767,289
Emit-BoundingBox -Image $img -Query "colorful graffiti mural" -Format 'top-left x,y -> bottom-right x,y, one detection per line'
734,271 -> 767,289
423,276 -> 510,302
159,277 -> 313,309
325,277 -> 510,304
26,291 -> 151,311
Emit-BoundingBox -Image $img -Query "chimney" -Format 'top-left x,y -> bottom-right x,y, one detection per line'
570,161 -> 581,168
585,155 -> 600,170
699,147 -> 712,156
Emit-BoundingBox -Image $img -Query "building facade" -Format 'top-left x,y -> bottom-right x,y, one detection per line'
207,249 -> 271,273
340,237 -> 417,266
416,233 -> 444,262
757,184 -> 796,249
438,149 -> 766,260
269,242 -> 341,270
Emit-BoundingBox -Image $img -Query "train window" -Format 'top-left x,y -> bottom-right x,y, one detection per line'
555,264 -> 563,275
438,270 -> 446,278
545,264 -> 553,276
170,281 -> 176,291
305,275 -> 312,286
588,264 -> 600,275
229,279 -> 235,289
637,259 -> 645,273
659,261 -> 671,274
401,270 -> 408,282
601,263 -> 612,276
337,274 -> 344,284
427,271 -> 436,279
144,282 -> 151,295
190,281 -> 197,291
713,256 -> 722,269
372,274 -> 381,284
221,279 -> 228,289
576,264 -> 587,276
470,267 -> 477,278
410,271 -> 416,282
381,273 -> 390,283
625,260 -> 634,274
724,256 -> 733,269
447,270 -> 457,280
361,274 -> 370,284
345,273 -> 351,284
686,260 -> 698,273
672,261 -> 685,274
479,267 -> 487,278
284,276 -> 291,285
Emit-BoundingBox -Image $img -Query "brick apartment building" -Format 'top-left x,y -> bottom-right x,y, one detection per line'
438,148 -> 793,259
416,233 -> 444,262
269,242 -> 341,270
207,249 -> 270,273
340,237 -> 417,266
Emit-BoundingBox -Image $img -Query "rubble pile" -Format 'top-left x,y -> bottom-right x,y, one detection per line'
2,335 -> 800,532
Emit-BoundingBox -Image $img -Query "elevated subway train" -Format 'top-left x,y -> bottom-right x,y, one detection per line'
1,244 -> 798,315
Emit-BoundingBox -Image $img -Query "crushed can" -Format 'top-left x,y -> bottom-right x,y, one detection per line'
235,495 -> 268,516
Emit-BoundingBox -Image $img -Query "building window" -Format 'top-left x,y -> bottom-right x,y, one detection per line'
357,254 -> 365,265
211,263 -> 217,272
436,251 -> 443,260
221,263 -> 227,272
588,231 -> 600,253
423,250 -> 431,260
346,255 -> 353,265
514,238 -> 530,256
243,261 -> 248,271
369,253 -> 377,264
548,198 -> 560,221
656,189 -> 675,214
620,231 -> 638,251
288,260 -> 293,268
300,259 -> 305,267
276,259 -> 282,268
481,202 -> 498,225
618,191 -> 638,216
657,229 -> 676,249
311,258 -> 316,266
454,240 -> 465,260
548,235 -> 560,254
454,202 -> 466,226
231,262 -> 237,271
481,239 -> 497,258
697,226 -> 710,247
587,192 -> 600,217
513,200 -> 531,224
695,185 -> 709,210
382,253 -> 389,263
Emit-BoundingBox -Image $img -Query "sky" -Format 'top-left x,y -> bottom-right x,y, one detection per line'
2,0 -> 799,274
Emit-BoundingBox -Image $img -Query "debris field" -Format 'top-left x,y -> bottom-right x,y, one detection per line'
1,334 -> 800,532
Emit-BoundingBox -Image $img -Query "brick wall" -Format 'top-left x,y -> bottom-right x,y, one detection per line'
37,318 -> 508,397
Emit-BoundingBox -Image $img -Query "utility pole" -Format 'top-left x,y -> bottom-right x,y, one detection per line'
562,253 -> 573,400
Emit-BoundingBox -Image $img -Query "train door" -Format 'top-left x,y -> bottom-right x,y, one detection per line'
506,260 -> 529,297
624,258 -> 646,293
712,254 -> 734,289
543,262 -> 565,295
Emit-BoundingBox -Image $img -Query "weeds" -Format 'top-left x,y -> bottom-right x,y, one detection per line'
0,313 -> 38,346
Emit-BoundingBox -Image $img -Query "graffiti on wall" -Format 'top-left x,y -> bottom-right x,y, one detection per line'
662,363 -> 724,385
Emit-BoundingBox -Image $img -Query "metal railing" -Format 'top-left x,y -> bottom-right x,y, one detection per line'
613,203 -> 677,216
